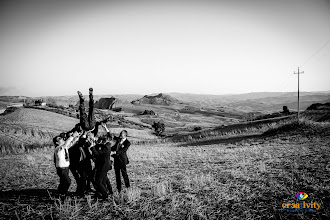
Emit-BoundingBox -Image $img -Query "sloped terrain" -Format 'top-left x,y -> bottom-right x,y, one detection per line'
306,102 -> 330,110
0,108 -> 79,153
301,110 -> 330,122
0,108 -> 78,132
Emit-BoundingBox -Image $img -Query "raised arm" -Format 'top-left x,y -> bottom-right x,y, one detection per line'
102,123 -> 110,133
63,131 -> 81,149
102,123 -> 115,140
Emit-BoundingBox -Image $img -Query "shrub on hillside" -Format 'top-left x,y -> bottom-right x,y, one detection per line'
46,98 -> 58,108
152,121 -> 165,136
282,106 -> 290,114
141,110 -> 156,115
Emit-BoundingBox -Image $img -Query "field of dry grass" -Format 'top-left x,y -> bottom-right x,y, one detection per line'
0,108 -> 79,154
0,117 -> 329,219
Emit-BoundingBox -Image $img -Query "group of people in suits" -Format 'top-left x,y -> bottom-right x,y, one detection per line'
53,88 -> 131,201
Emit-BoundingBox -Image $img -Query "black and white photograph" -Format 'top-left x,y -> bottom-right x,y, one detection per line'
0,0 -> 329,219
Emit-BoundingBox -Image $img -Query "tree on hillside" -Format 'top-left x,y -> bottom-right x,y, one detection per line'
25,98 -> 34,106
152,121 -> 165,136
141,110 -> 156,115
283,106 -> 290,114
47,98 -> 58,108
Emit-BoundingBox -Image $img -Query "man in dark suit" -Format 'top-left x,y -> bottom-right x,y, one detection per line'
76,133 -> 94,196
89,135 -> 113,200
102,124 -> 131,193
67,133 -> 81,192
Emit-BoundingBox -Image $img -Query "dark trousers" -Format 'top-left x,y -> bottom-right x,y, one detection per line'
103,176 -> 113,195
115,166 -> 130,192
56,167 -> 71,195
79,94 -> 96,131
94,168 -> 110,199
69,166 -> 80,188
77,160 -> 93,195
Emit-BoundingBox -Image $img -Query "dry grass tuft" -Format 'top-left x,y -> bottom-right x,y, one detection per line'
54,197 -> 83,219
152,180 -> 172,197
126,186 -> 142,204
183,173 -> 214,192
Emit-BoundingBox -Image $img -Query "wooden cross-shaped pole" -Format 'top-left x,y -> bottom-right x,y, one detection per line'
294,67 -> 304,121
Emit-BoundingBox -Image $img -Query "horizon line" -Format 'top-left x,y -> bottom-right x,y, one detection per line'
1,90 -> 330,98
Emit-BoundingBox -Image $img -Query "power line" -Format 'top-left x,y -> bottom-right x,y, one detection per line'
300,40 -> 330,68
278,73 -> 295,92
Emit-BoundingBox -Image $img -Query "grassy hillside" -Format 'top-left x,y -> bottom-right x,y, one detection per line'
0,108 -> 79,154
0,118 -> 329,219
0,107 -> 78,132
301,110 -> 330,122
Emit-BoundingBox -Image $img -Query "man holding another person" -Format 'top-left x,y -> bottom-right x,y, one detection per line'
102,123 -> 131,193
89,134 -> 113,201
53,131 -> 81,199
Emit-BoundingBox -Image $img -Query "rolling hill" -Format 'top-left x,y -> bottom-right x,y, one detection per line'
131,93 -> 181,105
0,108 -> 79,153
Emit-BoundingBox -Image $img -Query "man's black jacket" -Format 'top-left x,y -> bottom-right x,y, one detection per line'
69,137 -> 92,169
91,143 -> 112,171
111,137 -> 131,169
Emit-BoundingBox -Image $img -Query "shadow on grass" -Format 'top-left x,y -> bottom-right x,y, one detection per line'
180,134 -> 266,147
0,188 -> 59,204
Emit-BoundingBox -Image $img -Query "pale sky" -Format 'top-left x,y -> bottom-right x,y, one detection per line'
0,0 -> 329,96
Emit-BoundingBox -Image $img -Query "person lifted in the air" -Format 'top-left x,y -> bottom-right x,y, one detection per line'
77,88 -> 96,132
74,88 -> 112,137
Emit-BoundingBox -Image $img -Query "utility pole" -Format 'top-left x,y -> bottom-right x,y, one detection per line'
294,67 -> 304,121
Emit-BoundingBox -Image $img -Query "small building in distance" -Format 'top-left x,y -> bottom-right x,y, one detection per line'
95,97 -> 117,110
35,99 -> 46,106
